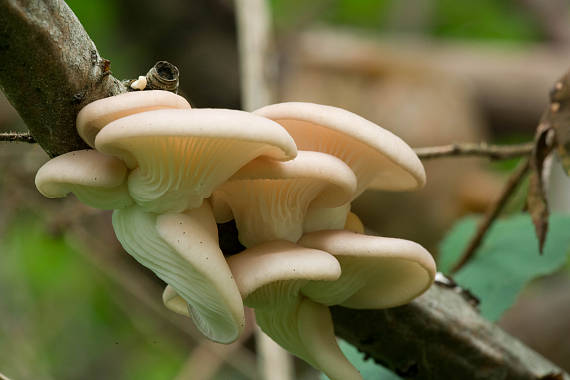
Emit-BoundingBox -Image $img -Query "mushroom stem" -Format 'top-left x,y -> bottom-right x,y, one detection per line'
112,201 -> 245,343
255,297 -> 362,380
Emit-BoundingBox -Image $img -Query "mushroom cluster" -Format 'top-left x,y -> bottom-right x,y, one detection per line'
35,91 -> 436,380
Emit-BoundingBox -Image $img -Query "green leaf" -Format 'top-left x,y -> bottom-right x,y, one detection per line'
438,213 -> 570,321
321,339 -> 401,380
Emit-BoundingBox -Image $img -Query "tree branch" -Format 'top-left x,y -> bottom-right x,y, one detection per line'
0,0 -> 126,157
414,142 -> 534,160
332,284 -> 568,380
0,1 -> 568,379
451,158 -> 531,273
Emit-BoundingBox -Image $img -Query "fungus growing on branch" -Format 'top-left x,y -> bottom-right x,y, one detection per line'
94,108 -> 297,213
35,149 -> 132,209
227,240 -> 362,380
298,230 -> 436,309
76,90 -> 191,147
112,201 -> 244,344
211,151 -> 356,247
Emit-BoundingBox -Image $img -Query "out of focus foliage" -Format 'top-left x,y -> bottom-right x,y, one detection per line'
439,213 -> 570,321
0,216 -> 187,380
270,0 -> 543,42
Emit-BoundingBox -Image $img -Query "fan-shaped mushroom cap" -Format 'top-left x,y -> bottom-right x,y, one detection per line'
112,201 -> 244,344
254,102 -> 425,195
76,90 -> 191,147
298,230 -> 436,309
212,151 -> 357,247
96,108 -> 297,213
227,241 -> 360,380
227,240 -> 341,304
35,149 -> 132,209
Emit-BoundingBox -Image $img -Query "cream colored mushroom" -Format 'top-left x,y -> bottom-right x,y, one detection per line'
211,151 -> 356,247
254,102 -> 425,193
95,108 -> 297,213
76,90 -> 191,147
298,230 -> 436,309
35,149 -> 132,209
112,201 -> 244,344
255,102 -> 426,233
227,240 -> 362,380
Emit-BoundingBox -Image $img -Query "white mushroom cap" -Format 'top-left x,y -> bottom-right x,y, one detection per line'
254,102 -> 426,196
96,108 -> 298,213
227,240 -> 341,305
211,151 -> 357,247
298,230 -> 436,309
35,149 -> 132,209
76,90 -> 191,147
112,201 -> 245,344
227,241 -> 360,380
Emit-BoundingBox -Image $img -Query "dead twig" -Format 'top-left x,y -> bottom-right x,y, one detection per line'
414,142 -> 534,160
0,132 -> 36,143
451,157 -> 531,273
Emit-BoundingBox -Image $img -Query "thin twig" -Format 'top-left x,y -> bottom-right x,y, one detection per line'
451,158 -> 531,273
0,132 -> 36,143
234,0 -> 294,379
414,142 -> 534,160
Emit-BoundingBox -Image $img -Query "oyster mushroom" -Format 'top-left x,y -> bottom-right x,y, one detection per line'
254,102 -> 425,193
95,108 -> 297,213
112,201 -> 244,344
211,151 -> 357,247
255,102 -> 426,232
35,149 -> 132,209
227,240 -> 362,380
76,90 -> 191,147
298,230 -> 436,309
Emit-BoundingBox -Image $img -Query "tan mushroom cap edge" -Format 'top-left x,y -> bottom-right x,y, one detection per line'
35,149 -> 132,209
95,108 -> 298,213
112,201 -> 245,344
227,241 -> 362,380
226,240 -> 341,304
298,230 -> 436,309
254,102 -> 426,194
211,151 -> 357,246
76,90 -> 191,147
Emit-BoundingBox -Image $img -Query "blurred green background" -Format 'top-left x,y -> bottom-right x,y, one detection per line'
1,0 -> 570,379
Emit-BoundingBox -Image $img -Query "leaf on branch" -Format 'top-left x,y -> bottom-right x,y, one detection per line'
439,213 -> 570,321
527,121 -> 555,253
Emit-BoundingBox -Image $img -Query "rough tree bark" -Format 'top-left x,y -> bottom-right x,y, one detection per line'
0,0 -> 126,157
0,1 -> 568,379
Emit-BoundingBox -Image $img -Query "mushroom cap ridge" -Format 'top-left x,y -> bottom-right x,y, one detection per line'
298,230 -> 436,309
35,149 -> 132,209
95,108 -> 298,213
226,240 -> 341,304
77,90 -> 191,147
112,201 -> 245,343
212,151 -> 357,246
254,102 -> 426,193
